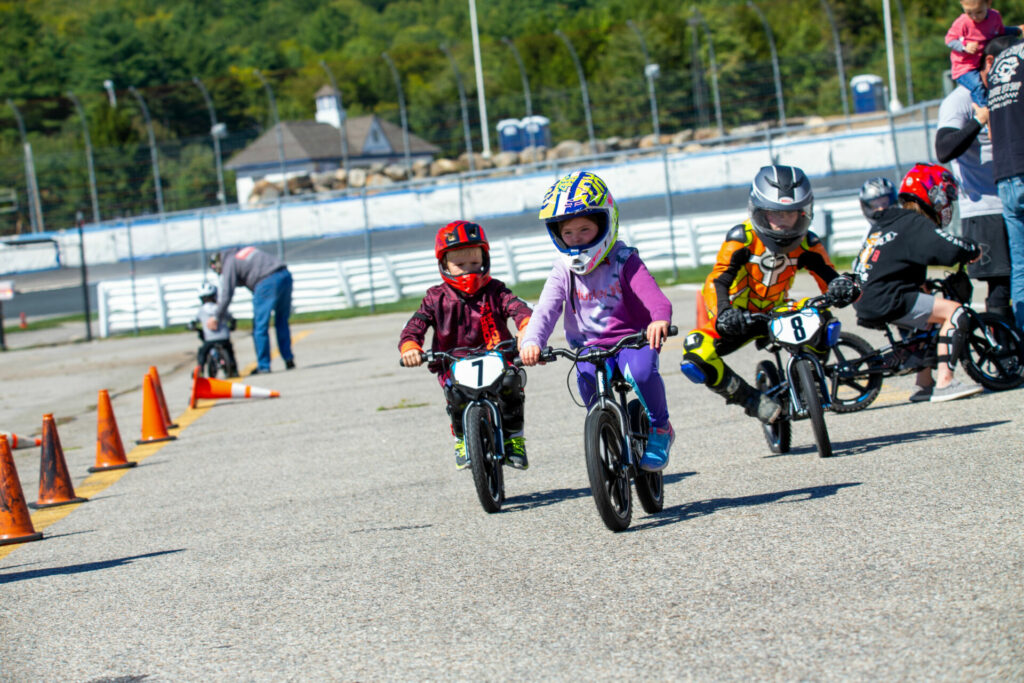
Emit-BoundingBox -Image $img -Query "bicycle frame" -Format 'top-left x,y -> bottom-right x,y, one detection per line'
585,366 -> 638,470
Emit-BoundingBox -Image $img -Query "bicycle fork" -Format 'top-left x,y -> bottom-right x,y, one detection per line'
590,370 -> 635,471
462,399 -> 506,463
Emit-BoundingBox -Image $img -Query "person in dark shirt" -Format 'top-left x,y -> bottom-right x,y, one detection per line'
853,163 -> 983,403
399,221 -> 533,470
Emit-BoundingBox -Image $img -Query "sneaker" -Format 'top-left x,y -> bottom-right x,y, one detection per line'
744,391 -> 782,424
453,438 -> 469,470
285,359 -> 296,370
504,436 -> 528,470
640,423 -> 674,472
930,380 -> 983,403
908,384 -> 933,403
250,368 -> 269,376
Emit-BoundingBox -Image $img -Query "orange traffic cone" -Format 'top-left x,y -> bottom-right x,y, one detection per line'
189,366 -> 279,409
696,289 -> 710,329
0,432 -> 41,450
29,414 -> 88,509
0,435 -> 43,546
147,366 -> 178,429
90,390 -> 137,473
137,374 -> 177,445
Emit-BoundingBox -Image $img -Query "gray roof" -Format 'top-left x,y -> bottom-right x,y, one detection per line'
225,115 -> 440,170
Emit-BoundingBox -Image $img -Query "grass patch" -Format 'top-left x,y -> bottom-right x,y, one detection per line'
377,398 -> 429,411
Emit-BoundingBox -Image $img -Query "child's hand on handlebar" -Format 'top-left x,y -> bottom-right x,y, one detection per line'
520,343 -> 541,366
401,349 -> 423,367
647,320 -> 670,349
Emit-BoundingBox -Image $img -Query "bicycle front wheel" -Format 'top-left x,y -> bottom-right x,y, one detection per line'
465,405 -> 504,513
962,313 -> 1024,391
795,359 -> 832,458
827,332 -> 883,413
584,408 -> 632,532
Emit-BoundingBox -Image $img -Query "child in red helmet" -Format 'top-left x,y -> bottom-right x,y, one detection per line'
399,221 -> 533,469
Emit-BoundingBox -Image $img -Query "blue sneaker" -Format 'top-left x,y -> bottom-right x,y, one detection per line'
639,423 -> 674,472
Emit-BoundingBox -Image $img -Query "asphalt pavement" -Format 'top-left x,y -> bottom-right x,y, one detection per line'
0,279 -> 1020,680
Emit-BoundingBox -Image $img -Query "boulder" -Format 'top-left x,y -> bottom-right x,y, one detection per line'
693,127 -> 720,141
347,167 -> 368,188
248,179 -> 279,204
670,130 -> 694,145
637,134 -> 659,149
366,173 -> 394,187
412,159 -> 431,179
548,139 -> 584,160
518,146 -> 547,164
491,151 -> 519,168
430,158 -> 460,176
382,164 -> 408,181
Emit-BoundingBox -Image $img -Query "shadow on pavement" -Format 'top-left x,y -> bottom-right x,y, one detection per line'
831,420 -> 1010,457
0,549 -> 185,584
503,471 -> 697,513
631,482 -> 862,531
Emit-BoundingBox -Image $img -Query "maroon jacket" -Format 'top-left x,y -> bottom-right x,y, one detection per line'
399,279 -> 532,375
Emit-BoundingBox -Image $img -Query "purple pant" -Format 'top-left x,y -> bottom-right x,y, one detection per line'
575,346 -> 669,429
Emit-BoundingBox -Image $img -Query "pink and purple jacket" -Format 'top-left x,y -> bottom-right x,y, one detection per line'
521,242 -> 672,350
946,9 -> 1009,79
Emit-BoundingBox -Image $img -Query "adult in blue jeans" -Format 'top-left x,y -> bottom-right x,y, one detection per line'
210,246 -> 295,374
980,34 -> 1024,330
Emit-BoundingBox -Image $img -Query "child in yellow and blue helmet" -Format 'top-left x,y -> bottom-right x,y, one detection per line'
520,171 -> 675,472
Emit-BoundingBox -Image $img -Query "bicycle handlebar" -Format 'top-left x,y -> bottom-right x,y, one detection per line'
747,295 -> 834,324
400,338 -> 519,367
538,325 -> 679,364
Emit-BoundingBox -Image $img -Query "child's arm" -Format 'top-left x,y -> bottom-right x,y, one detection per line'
519,267 -> 567,365
622,254 -> 672,349
398,297 -> 436,367
796,235 -> 841,293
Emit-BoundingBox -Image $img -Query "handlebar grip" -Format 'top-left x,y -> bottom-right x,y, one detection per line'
668,325 -> 678,336
400,352 -> 428,367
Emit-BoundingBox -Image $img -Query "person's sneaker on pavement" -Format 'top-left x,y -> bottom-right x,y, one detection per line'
909,384 -> 933,403
453,437 -> 469,470
744,391 -> 782,424
285,358 -> 296,370
930,380 -> 983,403
505,435 -> 528,470
640,423 -> 674,472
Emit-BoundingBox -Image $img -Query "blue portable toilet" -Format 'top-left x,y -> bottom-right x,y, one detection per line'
497,119 -> 525,153
521,115 -> 551,148
850,75 -> 886,113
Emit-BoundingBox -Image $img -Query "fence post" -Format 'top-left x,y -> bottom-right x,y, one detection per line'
502,238 -> 519,285
921,106 -> 932,163
661,148 -> 678,279
381,254 -> 402,301
686,218 -> 702,268
97,282 -> 109,338
155,277 -> 168,329
336,261 -> 355,308
361,188 -> 375,312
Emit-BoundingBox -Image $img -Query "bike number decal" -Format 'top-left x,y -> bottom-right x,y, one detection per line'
771,309 -> 822,345
453,353 -> 504,389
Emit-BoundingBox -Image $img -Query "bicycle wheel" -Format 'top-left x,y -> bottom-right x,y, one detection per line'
755,360 -> 791,454
584,408 -> 632,531
961,312 -> 1024,391
205,351 -> 220,379
795,359 -> 833,458
826,332 -> 883,413
627,399 -> 663,515
464,405 -> 504,513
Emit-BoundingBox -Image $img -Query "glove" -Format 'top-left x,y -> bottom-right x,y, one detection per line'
827,275 -> 860,307
959,239 -> 981,264
715,307 -> 750,337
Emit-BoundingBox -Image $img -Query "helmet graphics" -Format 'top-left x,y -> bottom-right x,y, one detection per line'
898,163 -> 958,229
434,220 -> 491,295
748,165 -> 814,253
859,177 -> 897,224
538,171 -> 619,274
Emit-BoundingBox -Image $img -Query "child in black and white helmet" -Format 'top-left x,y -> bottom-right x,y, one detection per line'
191,282 -> 238,375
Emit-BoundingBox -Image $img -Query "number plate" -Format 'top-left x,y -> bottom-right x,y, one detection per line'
770,308 -> 823,345
452,353 -> 505,389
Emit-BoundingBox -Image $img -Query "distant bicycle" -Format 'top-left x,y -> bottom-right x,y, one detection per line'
539,326 -> 678,532
825,265 -> 1024,412
187,320 -> 238,379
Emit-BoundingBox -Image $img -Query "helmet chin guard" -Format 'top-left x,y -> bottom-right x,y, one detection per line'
435,220 -> 491,294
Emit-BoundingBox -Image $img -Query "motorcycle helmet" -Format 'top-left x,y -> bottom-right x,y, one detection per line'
898,163 -> 958,229
434,220 -> 491,295
538,171 -> 619,275
198,282 -> 218,300
859,177 -> 897,224
748,165 -> 814,253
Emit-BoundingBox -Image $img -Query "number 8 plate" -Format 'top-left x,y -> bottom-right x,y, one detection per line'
770,309 -> 822,345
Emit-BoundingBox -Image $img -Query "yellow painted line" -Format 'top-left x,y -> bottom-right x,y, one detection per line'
0,329 -> 313,560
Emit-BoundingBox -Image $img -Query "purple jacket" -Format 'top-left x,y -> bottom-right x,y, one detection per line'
521,241 -> 672,350
399,279 -> 532,374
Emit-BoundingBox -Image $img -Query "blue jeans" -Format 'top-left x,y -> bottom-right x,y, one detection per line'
252,269 -> 293,370
996,175 -> 1024,331
955,70 -> 988,108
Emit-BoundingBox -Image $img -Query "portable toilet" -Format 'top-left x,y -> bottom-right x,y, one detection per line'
496,119 -> 524,153
850,75 -> 885,113
521,115 -> 551,148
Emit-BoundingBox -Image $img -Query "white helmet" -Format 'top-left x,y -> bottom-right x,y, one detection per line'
198,282 -> 217,300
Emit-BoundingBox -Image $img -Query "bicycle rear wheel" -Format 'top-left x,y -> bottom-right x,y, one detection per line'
755,360 -> 791,454
795,359 -> 833,458
584,408 -> 632,531
962,313 -> 1024,391
465,405 -> 504,513
826,332 -> 883,413
627,399 -> 663,514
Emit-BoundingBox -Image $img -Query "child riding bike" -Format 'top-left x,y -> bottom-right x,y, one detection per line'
399,221 -> 533,470
518,171 -> 675,473
191,282 -> 238,376
680,165 -> 859,424
853,162 -> 984,403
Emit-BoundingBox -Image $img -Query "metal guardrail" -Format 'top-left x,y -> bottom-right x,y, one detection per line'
96,196 -> 866,337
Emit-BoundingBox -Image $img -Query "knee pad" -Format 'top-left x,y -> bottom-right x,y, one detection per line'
679,360 -> 706,384
681,330 -> 723,386
940,306 -> 971,369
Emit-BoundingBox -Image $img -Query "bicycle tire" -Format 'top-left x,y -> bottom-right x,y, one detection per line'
465,405 -> 504,513
205,352 -> 220,379
826,332 -> 884,413
627,399 -> 663,514
584,408 -> 632,531
795,359 -> 833,458
755,360 -> 791,454
961,312 -> 1024,391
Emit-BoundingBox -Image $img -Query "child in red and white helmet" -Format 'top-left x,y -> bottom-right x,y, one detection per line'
853,162 -> 984,403
399,220 -> 533,469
